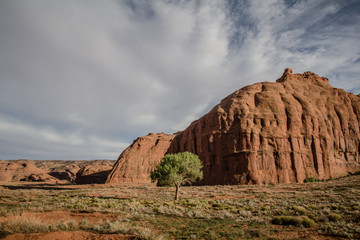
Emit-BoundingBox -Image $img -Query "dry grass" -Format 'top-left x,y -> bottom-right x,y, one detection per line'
0,216 -> 165,240
0,174 -> 359,239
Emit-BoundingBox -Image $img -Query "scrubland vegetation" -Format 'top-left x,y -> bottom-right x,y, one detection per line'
0,174 -> 359,239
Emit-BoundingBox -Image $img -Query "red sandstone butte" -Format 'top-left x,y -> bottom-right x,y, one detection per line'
168,69 -> 360,185
106,133 -> 175,184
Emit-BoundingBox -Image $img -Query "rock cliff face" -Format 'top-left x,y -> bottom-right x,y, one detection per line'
106,133 -> 175,184
168,69 -> 360,184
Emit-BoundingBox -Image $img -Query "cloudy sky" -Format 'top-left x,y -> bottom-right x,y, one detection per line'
0,0 -> 359,160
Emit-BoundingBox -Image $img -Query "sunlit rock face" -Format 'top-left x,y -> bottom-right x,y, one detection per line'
106,133 -> 175,184
0,160 -> 57,182
168,69 -> 360,185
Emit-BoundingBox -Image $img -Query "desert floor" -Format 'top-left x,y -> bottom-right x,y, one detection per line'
0,175 -> 359,240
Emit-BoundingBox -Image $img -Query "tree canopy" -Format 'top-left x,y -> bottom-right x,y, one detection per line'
150,151 -> 203,200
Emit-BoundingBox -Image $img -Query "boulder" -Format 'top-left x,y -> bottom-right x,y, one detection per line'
106,133 -> 175,184
168,69 -> 360,184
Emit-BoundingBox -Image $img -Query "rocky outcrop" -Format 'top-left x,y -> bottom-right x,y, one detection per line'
49,167 -> 79,183
106,133 -> 175,184
168,69 -> 360,184
75,163 -> 113,184
0,160 -> 57,182
0,160 -> 117,184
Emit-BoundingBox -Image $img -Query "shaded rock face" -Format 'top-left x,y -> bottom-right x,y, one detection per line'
49,169 -> 78,183
48,163 -> 80,183
168,69 -> 360,185
75,164 -> 113,184
106,133 -> 175,184
0,161 -> 56,182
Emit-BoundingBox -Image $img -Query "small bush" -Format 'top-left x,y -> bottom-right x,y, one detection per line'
308,214 -> 316,220
308,205 -> 317,210
303,177 -> 320,183
0,217 -> 83,237
302,216 -> 316,228
0,217 -> 48,237
271,216 -> 298,226
276,209 -> 284,215
293,206 -> 306,215
328,213 -> 341,222
271,216 -> 315,228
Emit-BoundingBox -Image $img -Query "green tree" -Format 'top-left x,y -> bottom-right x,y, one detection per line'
150,151 -> 203,200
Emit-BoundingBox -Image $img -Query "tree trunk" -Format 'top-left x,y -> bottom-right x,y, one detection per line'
175,184 -> 180,201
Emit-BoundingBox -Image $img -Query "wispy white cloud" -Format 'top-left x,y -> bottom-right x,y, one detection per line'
0,114 -> 127,160
0,0 -> 359,159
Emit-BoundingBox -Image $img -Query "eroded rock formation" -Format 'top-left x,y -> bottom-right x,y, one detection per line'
0,160 -> 57,182
168,69 -> 360,184
75,163 -> 113,184
49,167 -> 79,183
106,133 -> 175,184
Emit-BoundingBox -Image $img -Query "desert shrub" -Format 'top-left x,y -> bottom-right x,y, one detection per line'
352,205 -> 360,210
308,214 -> 316,220
52,220 -> 78,231
271,216 -> 315,228
0,207 -> 25,217
276,209 -> 284,215
212,203 -> 224,210
260,206 -> 268,211
293,205 -> 306,215
328,213 -> 341,222
79,218 -> 91,230
308,204 -> 317,210
303,177 -> 319,183
0,217 -> 83,237
238,210 -> 252,218
0,217 -> 49,237
271,216 -> 298,226
93,220 -> 129,234
92,219 -> 165,239
301,216 -> 316,228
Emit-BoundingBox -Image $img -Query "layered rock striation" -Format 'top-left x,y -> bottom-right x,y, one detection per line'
168,69 -> 360,184
106,133 -> 175,184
